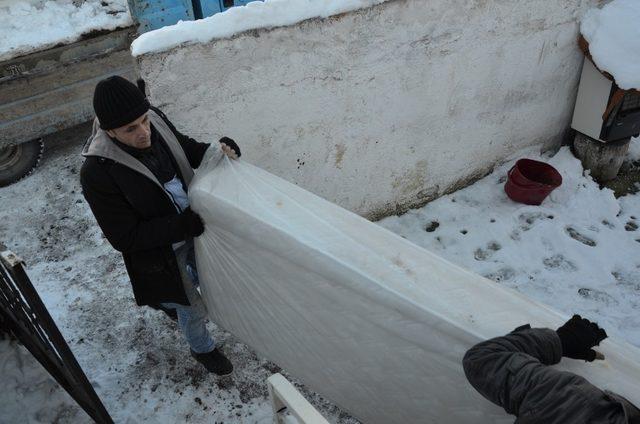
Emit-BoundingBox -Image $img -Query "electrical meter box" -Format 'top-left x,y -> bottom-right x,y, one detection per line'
571,58 -> 640,143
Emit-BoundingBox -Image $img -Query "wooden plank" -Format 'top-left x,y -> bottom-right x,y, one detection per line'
0,28 -> 136,147
0,49 -> 136,105
267,374 -> 329,424
1,27 -> 134,80
0,65 -> 135,147
0,29 -> 135,103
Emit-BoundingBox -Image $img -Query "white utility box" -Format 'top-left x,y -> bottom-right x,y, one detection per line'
572,59 -> 640,143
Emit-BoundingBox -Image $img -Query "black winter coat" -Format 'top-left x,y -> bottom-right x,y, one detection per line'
80,107 -> 210,306
463,327 -> 639,424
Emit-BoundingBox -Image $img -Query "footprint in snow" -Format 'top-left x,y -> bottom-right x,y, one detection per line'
484,267 -> 515,283
601,220 -> 615,229
577,288 -> 618,306
424,221 -> 440,232
565,227 -> 596,247
474,241 -> 502,261
543,254 -> 578,271
518,212 -> 554,231
488,241 -> 502,251
612,271 -> 640,291
625,221 -> 638,232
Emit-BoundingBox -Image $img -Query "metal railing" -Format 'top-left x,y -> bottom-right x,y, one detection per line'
0,243 -> 113,423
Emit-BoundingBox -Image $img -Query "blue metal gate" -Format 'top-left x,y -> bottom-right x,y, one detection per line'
129,0 -> 262,33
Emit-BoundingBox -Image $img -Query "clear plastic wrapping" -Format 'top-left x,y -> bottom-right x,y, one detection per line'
191,157 -> 640,423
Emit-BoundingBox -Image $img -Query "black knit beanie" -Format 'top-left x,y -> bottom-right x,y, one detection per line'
93,76 -> 150,130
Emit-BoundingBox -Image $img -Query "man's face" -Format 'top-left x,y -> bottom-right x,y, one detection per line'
106,113 -> 151,149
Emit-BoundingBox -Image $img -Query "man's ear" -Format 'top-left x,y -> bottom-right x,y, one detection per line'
106,129 -> 116,138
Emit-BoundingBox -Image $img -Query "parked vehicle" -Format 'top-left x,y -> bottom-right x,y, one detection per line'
0,27 -> 136,186
0,0 -> 259,186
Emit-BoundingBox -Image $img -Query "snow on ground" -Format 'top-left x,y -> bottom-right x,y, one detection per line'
0,127 -> 639,422
0,0 -> 132,61
581,0 -> 640,90
0,339 -> 86,422
131,0 -> 389,56
380,146 -> 640,347
0,125 -> 358,424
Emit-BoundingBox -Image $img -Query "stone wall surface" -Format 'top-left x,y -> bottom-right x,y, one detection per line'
137,0 -> 601,218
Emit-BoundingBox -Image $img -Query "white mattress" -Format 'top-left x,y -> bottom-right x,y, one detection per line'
190,156 -> 640,424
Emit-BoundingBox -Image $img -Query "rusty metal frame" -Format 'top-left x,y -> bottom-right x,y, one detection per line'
0,243 -> 113,423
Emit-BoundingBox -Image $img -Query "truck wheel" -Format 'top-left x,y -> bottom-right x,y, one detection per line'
0,139 -> 44,187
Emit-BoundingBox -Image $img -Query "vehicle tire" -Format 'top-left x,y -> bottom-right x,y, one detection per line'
0,139 -> 44,187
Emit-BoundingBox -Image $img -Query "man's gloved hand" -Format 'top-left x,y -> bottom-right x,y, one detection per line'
182,207 -> 205,237
219,137 -> 241,159
556,314 -> 607,362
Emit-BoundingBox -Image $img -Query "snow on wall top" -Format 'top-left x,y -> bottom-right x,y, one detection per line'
0,0 -> 132,62
581,0 -> 640,90
131,0 -> 389,57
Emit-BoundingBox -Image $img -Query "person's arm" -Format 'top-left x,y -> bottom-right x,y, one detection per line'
80,161 -> 203,253
463,327 -> 564,415
463,316 -> 609,419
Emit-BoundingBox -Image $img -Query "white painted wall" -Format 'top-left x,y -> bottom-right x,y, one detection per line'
137,0 -> 601,219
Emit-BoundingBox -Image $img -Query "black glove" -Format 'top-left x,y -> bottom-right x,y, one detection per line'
182,207 -> 204,237
219,137 -> 241,158
556,315 -> 607,362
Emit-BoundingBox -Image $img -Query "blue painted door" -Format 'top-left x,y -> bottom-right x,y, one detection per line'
229,0 -> 258,7
201,0 -> 260,16
129,0 -> 263,33
127,0 -> 195,33
199,0 -> 222,18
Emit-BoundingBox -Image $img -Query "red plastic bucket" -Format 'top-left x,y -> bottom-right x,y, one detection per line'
504,159 -> 562,205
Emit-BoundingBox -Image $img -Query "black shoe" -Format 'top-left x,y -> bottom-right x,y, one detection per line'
190,348 -> 233,376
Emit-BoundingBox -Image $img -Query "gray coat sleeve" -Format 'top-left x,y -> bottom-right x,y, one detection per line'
462,328 -> 627,423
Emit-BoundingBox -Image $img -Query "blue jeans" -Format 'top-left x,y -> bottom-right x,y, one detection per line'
161,242 -> 215,354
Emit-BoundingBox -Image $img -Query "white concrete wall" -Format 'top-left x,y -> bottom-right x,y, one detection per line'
137,0 -> 601,219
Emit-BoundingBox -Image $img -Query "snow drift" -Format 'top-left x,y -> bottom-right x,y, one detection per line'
131,0 -> 389,57
190,155 -> 640,424
0,0 -> 132,61
581,0 -> 640,90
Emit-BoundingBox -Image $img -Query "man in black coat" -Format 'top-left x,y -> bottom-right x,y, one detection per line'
81,76 -> 241,375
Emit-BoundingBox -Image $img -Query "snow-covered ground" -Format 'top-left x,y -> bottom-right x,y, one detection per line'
0,339 -> 85,422
0,130 -> 638,422
380,143 -> 640,347
0,0 -> 132,61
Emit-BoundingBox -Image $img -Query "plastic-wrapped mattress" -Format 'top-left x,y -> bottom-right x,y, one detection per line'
190,156 -> 640,424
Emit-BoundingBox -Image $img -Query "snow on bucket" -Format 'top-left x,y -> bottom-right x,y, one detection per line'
504,159 -> 562,205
